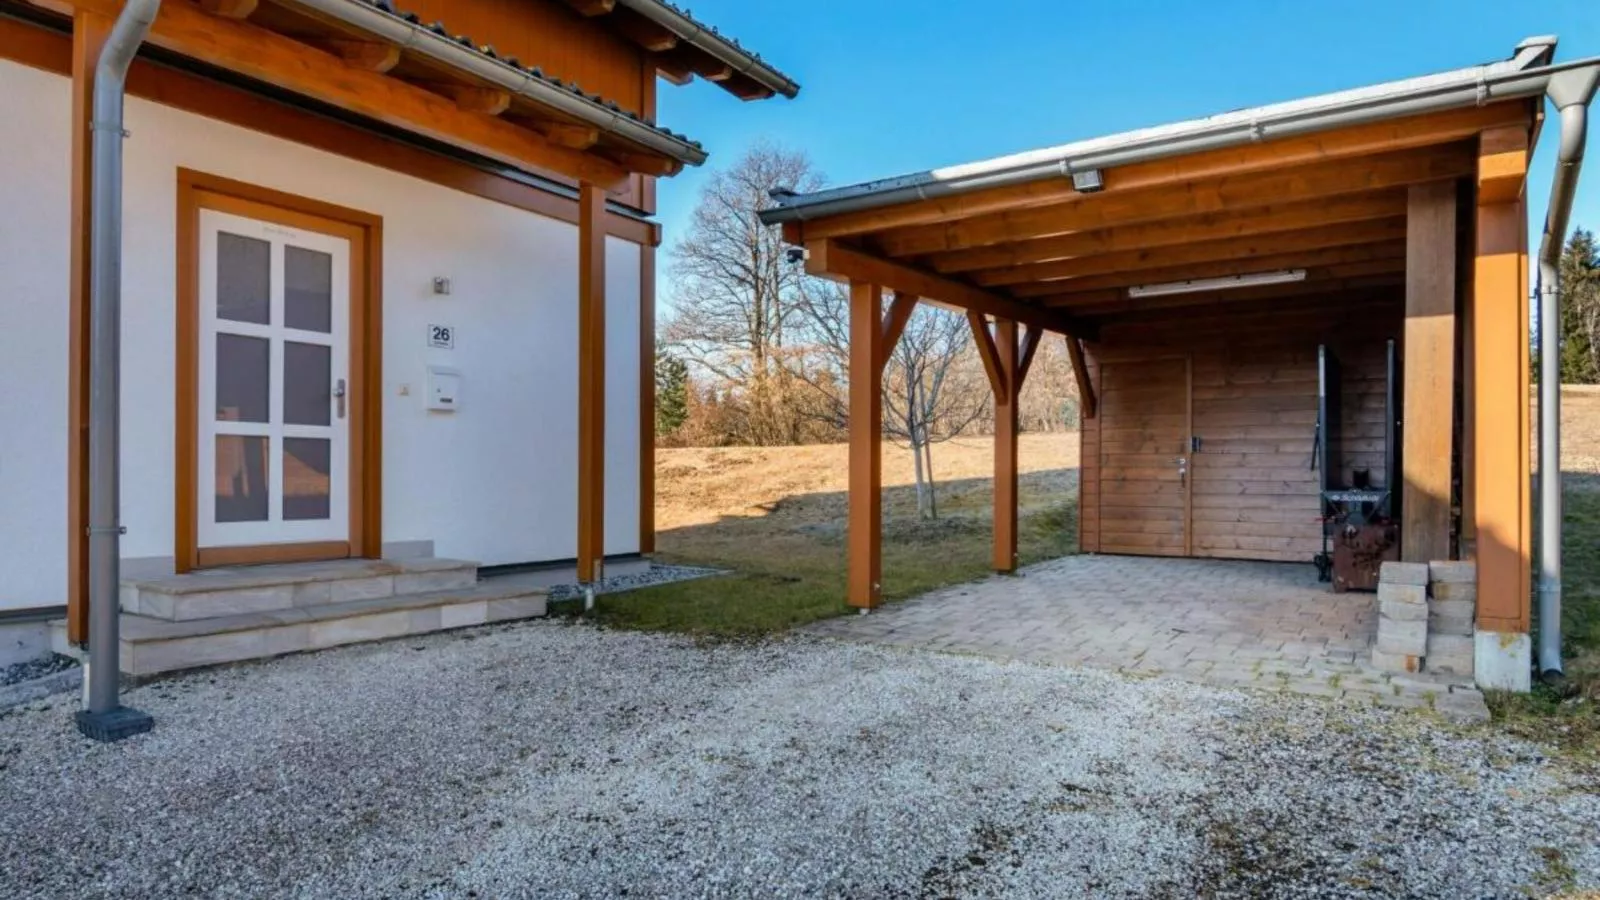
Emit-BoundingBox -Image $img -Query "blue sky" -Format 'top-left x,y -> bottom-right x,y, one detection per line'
655,0 -> 1599,294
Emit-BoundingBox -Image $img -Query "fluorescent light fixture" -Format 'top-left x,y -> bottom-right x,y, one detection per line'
1069,168 -> 1104,193
1127,269 -> 1306,298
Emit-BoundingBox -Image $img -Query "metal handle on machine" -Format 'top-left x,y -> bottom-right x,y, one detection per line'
334,378 -> 347,419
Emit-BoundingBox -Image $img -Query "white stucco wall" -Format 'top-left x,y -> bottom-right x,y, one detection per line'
0,58 -> 645,612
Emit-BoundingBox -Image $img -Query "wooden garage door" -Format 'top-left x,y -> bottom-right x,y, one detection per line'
1096,358 -> 1191,556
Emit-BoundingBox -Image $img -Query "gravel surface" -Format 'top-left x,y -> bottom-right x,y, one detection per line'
544,563 -> 721,602
0,653 -> 78,688
1,622 -> 1597,899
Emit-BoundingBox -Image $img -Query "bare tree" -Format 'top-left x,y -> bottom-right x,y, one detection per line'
792,283 -> 990,518
663,142 -> 824,444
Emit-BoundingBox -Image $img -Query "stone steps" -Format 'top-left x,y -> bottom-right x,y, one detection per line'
122,557 -> 480,621
54,572 -> 547,676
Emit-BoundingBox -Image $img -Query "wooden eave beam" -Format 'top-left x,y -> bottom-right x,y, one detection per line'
1009,240 -> 1406,297
1044,273 -> 1405,314
1073,280 -> 1404,321
326,39 -> 402,73
65,0 -> 632,191
605,150 -> 683,178
928,190 -> 1408,274
789,102 -> 1530,241
876,144 -> 1473,258
564,0 -> 617,15
993,217 -> 1408,293
653,54 -> 694,86
444,84 -> 512,116
198,0 -> 257,18
1478,124 -> 1532,204
805,239 -> 1094,338
541,122 -> 601,150
611,13 -> 680,52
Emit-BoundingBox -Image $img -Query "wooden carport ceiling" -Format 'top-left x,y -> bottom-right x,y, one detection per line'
782,102 -> 1532,330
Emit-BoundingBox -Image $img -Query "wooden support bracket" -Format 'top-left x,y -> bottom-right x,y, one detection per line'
1065,336 -> 1096,419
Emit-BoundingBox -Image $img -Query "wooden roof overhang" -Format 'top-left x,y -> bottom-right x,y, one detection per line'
770,100 -> 1541,339
558,0 -> 800,101
31,0 -> 709,193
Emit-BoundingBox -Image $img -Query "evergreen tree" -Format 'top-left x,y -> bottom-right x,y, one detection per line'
1558,229 -> 1600,384
655,342 -> 690,435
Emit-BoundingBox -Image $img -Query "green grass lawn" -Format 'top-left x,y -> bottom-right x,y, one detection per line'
552,499 -> 1077,639
1487,481 -> 1600,767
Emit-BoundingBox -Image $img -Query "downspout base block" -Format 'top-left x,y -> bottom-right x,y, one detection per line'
1473,630 -> 1532,692
75,705 -> 154,743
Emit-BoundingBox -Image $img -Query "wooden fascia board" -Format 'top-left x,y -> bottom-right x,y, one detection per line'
62,0 -> 634,191
792,102 -> 1530,240
804,239 -> 1093,338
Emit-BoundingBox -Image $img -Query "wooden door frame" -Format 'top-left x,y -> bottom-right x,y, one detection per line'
176,169 -> 383,571
1093,352 -> 1194,557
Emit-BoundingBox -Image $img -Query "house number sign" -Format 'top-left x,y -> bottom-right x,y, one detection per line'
428,324 -> 455,349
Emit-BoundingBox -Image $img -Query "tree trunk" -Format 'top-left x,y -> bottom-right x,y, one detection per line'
924,432 -> 939,520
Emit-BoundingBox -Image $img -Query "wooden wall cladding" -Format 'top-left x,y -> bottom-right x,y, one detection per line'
1079,291 -> 1402,563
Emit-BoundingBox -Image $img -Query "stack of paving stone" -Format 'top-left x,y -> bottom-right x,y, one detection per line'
1424,561 -> 1476,677
1372,561 -> 1429,673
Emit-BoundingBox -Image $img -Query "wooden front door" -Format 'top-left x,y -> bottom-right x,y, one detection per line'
1095,357 -> 1192,556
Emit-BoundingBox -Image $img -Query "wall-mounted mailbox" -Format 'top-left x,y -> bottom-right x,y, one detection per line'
426,365 -> 461,412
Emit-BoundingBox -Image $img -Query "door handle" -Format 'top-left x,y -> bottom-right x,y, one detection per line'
1175,456 -> 1188,486
334,378 -> 347,419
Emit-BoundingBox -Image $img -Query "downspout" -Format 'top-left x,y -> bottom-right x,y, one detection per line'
1535,64 -> 1600,682
78,0 -> 161,742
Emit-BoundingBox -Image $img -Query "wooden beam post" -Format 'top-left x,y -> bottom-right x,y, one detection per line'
994,318 -> 1021,573
848,281 -> 884,608
67,9 -> 113,646
1472,125 -> 1532,634
577,182 -> 606,583
640,243 -> 656,555
1401,181 -> 1457,563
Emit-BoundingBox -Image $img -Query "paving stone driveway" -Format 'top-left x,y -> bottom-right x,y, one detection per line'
808,555 -> 1489,720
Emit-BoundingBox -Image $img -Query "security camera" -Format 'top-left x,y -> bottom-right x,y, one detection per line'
784,246 -> 808,265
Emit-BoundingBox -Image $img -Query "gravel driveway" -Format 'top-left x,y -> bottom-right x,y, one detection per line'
1,621 -> 1596,898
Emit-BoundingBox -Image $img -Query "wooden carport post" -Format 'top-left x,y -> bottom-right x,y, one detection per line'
576,181 -> 606,585
969,315 -> 1041,573
845,286 -> 918,609
1401,181 -> 1457,563
1471,125 -> 1532,640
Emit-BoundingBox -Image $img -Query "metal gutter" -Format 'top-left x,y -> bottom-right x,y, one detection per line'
760,38 -> 1594,225
79,0 -> 160,742
1535,63 -> 1600,682
286,0 -> 709,166
616,0 -> 801,99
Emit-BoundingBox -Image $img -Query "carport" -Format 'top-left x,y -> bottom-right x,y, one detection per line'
760,37 -> 1600,691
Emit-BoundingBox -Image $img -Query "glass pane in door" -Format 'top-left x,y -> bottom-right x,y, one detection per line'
215,435 -> 269,522
283,341 -> 332,426
283,437 -> 332,521
216,334 -> 269,423
216,232 -> 271,325
285,246 -> 333,333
